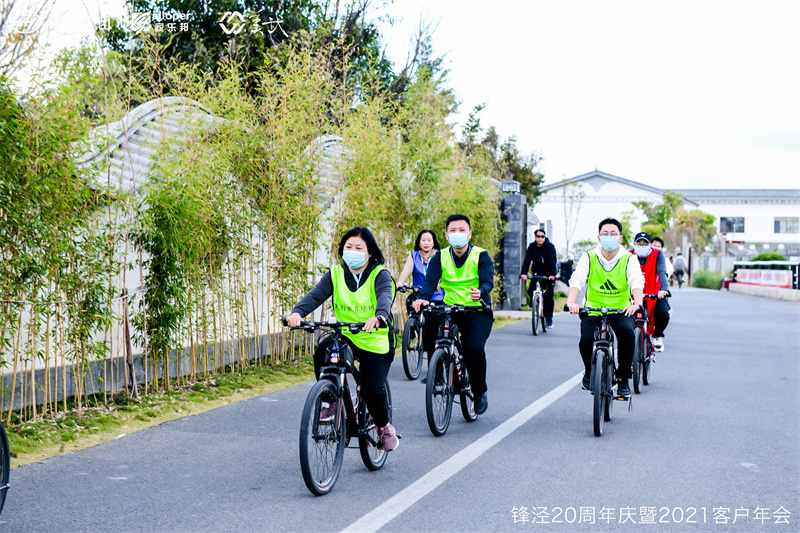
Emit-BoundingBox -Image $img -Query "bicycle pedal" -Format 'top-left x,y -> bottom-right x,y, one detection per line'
614,395 -> 629,401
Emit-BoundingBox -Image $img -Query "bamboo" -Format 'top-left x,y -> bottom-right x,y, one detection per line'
7,307 -> 23,426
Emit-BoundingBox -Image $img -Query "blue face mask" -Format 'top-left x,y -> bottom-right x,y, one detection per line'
634,245 -> 651,258
448,232 -> 470,248
600,236 -> 620,251
342,251 -> 367,269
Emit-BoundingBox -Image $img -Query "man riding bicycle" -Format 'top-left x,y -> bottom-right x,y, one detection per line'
412,214 -> 494,415
566,218 -> 644,397
520,228 -> 557,328
630,232 -> 670,351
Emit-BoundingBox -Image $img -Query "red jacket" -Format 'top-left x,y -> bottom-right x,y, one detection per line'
630,248 -> 661,335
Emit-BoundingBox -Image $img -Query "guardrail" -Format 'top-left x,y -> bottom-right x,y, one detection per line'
732,261 -> 799,290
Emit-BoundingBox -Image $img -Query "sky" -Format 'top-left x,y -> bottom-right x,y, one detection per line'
10,0 -> 800,191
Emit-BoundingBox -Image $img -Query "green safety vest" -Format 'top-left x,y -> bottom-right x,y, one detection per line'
331,264 -> 391,354
439,246 -> 486,307
585,250 -> 632,314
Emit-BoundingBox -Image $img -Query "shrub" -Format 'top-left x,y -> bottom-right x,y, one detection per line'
692,270 -> 723,290
751,251 -> 786,262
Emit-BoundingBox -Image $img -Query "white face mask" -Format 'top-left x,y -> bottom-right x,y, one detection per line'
448,232 -> 469,248
634,245 -> 651,258
342,251 -> 367,269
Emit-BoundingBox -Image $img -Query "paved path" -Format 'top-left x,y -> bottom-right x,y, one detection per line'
2,288 -> 797,532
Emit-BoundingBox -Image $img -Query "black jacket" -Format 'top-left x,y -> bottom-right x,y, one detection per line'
520,238 -> 557,277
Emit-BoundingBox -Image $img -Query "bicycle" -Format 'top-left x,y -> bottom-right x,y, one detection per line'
674,270 -> 685,288
577,307 -> 631,437
420,302 -> 485,436
398,285 -> 425,380
283,318 -> 394,496
631,292 -> 670,394
526,275 -> 552,336
0,419 -> 8,515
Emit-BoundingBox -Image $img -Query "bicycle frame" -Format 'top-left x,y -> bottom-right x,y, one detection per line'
288,321 -> 380,448
422,302 -> 483,394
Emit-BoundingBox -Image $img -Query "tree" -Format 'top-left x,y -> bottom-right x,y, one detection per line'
457,106 -> 544,201
674,209 -> 716,251
632,189 -> 683,237
561,181 -> 585,258
0,0 -> 52,78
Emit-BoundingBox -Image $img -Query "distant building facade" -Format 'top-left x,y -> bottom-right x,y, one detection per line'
532,170 -> 800,261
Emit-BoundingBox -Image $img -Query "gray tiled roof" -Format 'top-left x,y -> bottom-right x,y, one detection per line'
675,189 -> 800,202
78,97 -> 227,194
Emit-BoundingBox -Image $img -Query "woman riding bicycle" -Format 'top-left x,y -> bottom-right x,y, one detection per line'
287,227 -> 399,451
396,229 -> 445,305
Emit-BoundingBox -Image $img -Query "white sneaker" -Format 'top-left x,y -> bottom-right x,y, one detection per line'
653,337 -> 664,352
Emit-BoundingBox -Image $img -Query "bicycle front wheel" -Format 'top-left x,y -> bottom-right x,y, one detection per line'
0,421 -> 8,515
633,328 -> 644,394
531,294 -> 541,336
299,379 -> 345,496
426,348 -> 454,436
459,360 -> 478,422
592,350 -> 606,437
358,379 -> 391,471
402,317 -> 423,380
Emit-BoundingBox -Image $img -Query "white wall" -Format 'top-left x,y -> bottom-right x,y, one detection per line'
533,178 -> 662,258
696,201 -> 800,246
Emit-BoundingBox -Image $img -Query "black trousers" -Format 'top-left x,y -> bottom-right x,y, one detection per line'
422,310 -> 493,396
579,314 -> 634,380
653,298 -> 670,337
528,279 -> 555,318
313,335 -> 393,427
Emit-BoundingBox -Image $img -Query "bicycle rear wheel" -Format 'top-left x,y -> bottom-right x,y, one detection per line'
632,328 -> 644,394
642,338 -> 652,386
0,421 -> 8,515
359,379 -> 391,471
299,379 -> 345,496
531,294 -> 541,336
426,348 -> 454,436
402,317 -> 423,380
592,350 -> 605,437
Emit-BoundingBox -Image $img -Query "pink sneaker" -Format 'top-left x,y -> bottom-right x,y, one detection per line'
378,423 -> 399,451
319,402 -> 336,423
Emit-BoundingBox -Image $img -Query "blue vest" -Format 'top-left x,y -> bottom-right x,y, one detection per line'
412,251 -> 444,301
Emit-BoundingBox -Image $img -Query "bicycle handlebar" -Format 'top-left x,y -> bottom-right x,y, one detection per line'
419,300 -> 488,314
397,285 -> 422,293
526,274 -> 553,281
643,291 -> 671,299
576,307 -> 626,318
281,317 -> 384,334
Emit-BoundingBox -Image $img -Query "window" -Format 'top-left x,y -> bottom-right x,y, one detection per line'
720,217 -> 745,233
774,217 -> 800,234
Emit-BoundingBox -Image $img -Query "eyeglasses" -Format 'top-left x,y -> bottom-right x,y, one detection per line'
535,235 -> 545,238
599,233 -> 620,237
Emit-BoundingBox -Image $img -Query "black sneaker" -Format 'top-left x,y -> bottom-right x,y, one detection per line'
581,374 -> 591,391
616,379 -> 631,398
475,393 -> 488,415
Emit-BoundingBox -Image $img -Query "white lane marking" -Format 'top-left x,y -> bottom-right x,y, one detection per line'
341,372 -> 583,533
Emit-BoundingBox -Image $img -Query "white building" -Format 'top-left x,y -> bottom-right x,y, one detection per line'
531,170 -> 800,262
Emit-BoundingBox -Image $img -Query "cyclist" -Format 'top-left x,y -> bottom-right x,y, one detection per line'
287,227 -> 399,451
396,229 -> 445,302
566,218 -> 644,397
673,253 -> 686,287
412,214 -> 494,414
630,232 -> 670,351
520,228 -> 557,328
651,237 -> 674,280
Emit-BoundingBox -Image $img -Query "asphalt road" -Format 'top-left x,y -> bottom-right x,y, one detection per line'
2,288 -> 798,532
